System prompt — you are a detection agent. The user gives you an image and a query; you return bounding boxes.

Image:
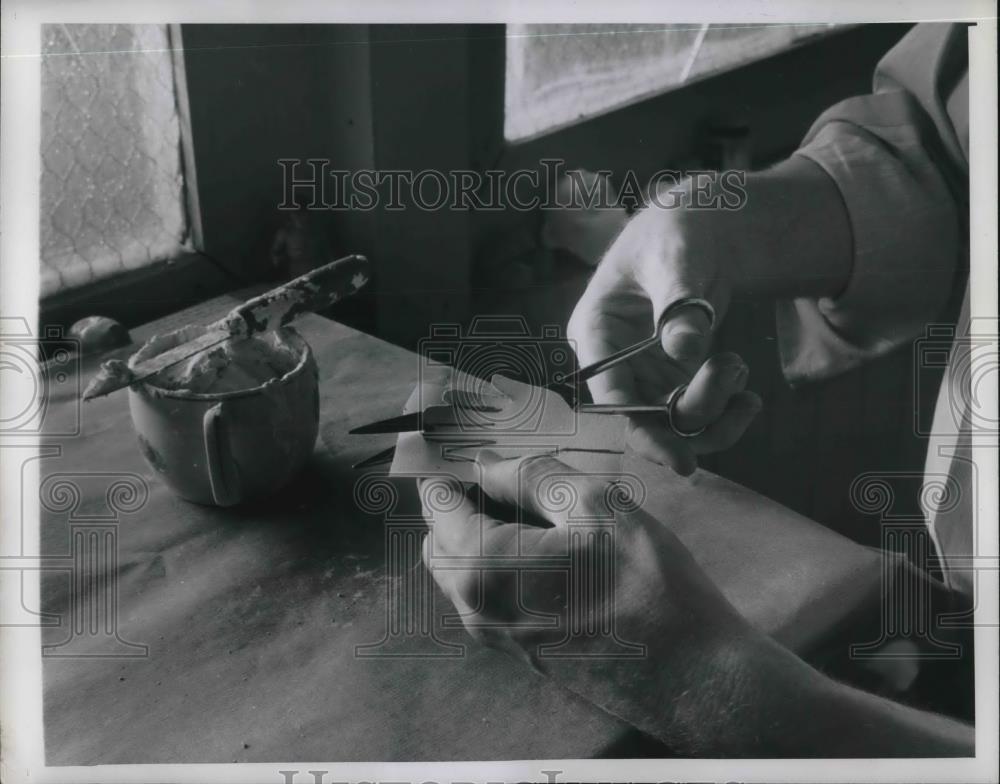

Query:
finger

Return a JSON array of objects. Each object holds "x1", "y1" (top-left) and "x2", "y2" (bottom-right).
[
  {"x1": 567, "y1": 266, "x2": 649, "y2": 405},
  {"x1": 690, "y1": 390, "x2": 763, "y2": 454},
  {"x1": 568, "y1": 303, "x2": 640, "y2": 405},
  {"x1": 420, "y1": 536, "x2": 482, "y2": 629},
  {"x1": 625, "y1": 415, "x2": 697, "y2": 477},
  {"x1": 476, "y1": 449, "x2": 606, "y2": 527},
  {"x1": 418, "y1": 477, "x2": 502, "y2": 556},
  {"x1": 671, "y1": 352, "x2": 748, "y2": 433},
  {"x1": 623, "y1": 388, "x2": 761, "y2": 471},
  {"x1": 580, "y1": 330, "x2": 638, "y2": 405}
]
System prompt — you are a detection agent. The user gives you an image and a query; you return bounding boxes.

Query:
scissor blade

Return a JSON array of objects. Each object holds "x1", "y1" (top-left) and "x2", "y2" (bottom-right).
[
  {"x1": 352, "y1": 445, "x2": 397, "y2": 469},
  {"x1": 558, "y1": 331, "x2": 693, "y2": 392},
  {"x1": 578, "y1": 403, "x2": 671, "y2": 414},
  {"x1": 350, "y1": 403, "x2": 503, "y2": 435},
  {"x1": 349, "y1": 412, "x2": 423, "y2": 435}
]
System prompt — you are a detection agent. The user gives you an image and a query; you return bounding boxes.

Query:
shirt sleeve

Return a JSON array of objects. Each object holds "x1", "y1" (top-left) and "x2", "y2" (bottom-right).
[{"x1": 777, "y1": 25, "x2": 966, "y2": 383}]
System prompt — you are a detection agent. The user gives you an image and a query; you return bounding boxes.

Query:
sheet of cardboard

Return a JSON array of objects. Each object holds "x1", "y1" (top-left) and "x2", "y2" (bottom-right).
[{"x1": 390, "y1": 371, "x2": 627, "y2": 481}]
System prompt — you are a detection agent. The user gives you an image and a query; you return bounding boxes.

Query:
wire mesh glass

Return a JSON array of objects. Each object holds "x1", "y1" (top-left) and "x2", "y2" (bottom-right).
[
  {"x1": 40, "y1": 23, "x2": 191, "y2": 298},
  {"x1": 505, "y1": 23, "x2": 839, "y2": 141}
]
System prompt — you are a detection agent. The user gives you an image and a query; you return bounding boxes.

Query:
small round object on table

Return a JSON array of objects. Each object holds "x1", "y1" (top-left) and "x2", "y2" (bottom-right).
[{"x1": 69, "y1": 316, "x2": 131, "y2": 355}]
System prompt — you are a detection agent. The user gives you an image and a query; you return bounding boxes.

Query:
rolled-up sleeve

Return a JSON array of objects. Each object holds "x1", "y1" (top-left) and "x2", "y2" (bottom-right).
[{"x1": 777, "y1": 29, "x2": 966, "y2": 383}]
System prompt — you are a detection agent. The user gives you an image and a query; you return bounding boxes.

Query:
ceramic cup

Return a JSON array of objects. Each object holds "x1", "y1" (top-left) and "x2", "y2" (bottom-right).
[{"x1": 127, "y1": 324, "x2": 319, "y2": 506}]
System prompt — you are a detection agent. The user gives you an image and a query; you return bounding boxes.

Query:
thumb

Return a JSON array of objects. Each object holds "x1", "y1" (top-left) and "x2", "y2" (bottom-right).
[{"x1": 657, "y1": 301, "x2": 714, "y2": 366}]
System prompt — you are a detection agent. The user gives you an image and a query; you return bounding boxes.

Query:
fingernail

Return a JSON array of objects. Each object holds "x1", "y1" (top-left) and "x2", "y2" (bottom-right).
[{"x1": 727, "y1": 363, "x2": 748, "y2": 384}]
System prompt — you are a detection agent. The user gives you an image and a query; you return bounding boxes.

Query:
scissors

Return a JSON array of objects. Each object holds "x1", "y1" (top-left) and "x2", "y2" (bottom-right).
[{"x1": 350, "y1": 298, "x2": 714, "y2": 469}]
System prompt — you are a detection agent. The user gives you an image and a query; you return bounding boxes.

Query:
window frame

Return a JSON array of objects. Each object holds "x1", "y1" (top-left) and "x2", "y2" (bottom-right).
[
  {"x1": 496, "y1": 23, "x2": 913, "y2": 190},
  {"x1": 501, "y1": 23, "x2": 854, "y2": 145}
]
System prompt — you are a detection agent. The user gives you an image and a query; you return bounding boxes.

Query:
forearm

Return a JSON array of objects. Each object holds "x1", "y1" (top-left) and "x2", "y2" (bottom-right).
[
  {"x1": 690, "y1": 155, "x2": 854, "y2": 302},
  {"x1": 547, "y1": 629, "x2": 973, "y2": 757},
  {"x1": 794, "y1": 663, "x2": 975, "y2": 757},
  {"x1": 663, "y1": 634, "x2": 975, "y2": 757}
]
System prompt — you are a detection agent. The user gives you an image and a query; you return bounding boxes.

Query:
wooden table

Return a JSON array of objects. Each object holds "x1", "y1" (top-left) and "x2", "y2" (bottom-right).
[
  {"x1": 39, "y1": 293, "x2": 903, "y2": 764},
  {"x1": 39, "y1": 295, "x2": 645, "y2": 764}
]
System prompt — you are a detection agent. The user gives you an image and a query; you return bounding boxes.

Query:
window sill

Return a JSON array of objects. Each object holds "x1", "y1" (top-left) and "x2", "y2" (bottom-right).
[{"x1": 39, "y1": 252, "x2": 238, "y2": 332}]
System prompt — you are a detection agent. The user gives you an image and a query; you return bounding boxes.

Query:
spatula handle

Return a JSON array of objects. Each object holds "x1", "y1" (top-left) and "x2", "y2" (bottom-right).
[{"x1": 226, "y1": 254, "x2": 370, "y2": 336}]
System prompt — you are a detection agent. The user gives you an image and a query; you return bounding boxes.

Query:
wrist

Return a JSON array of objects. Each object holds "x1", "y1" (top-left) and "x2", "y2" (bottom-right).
[
  {"x1": 724, "y1": 158, "x2": 853, "y2": 302},
  {"x1": 709, "y1": 632, "x2": 975, "y2": 757}
]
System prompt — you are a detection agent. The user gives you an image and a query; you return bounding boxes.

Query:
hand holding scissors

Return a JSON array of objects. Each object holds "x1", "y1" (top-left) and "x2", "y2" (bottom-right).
[
  {"x1": 352, "y1": 298, "x2": 759, "y2": 475},
  {"x1": 568, "y1": 290, "x2": 762, "y2": 475}
]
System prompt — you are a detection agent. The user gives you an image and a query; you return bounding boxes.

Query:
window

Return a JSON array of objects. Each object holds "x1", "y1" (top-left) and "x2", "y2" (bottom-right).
[
  {"x1": 504, "y1": 23, "x2": 840, "y2": 141},
  {"x1": 40, "y1": 24, "x2": 191, "y2": 297}
]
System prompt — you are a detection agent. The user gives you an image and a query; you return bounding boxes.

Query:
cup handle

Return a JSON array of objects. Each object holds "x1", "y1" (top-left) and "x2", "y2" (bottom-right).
[{"x1": 203, "y1": 402, "x2": 240, "y2": 506}]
